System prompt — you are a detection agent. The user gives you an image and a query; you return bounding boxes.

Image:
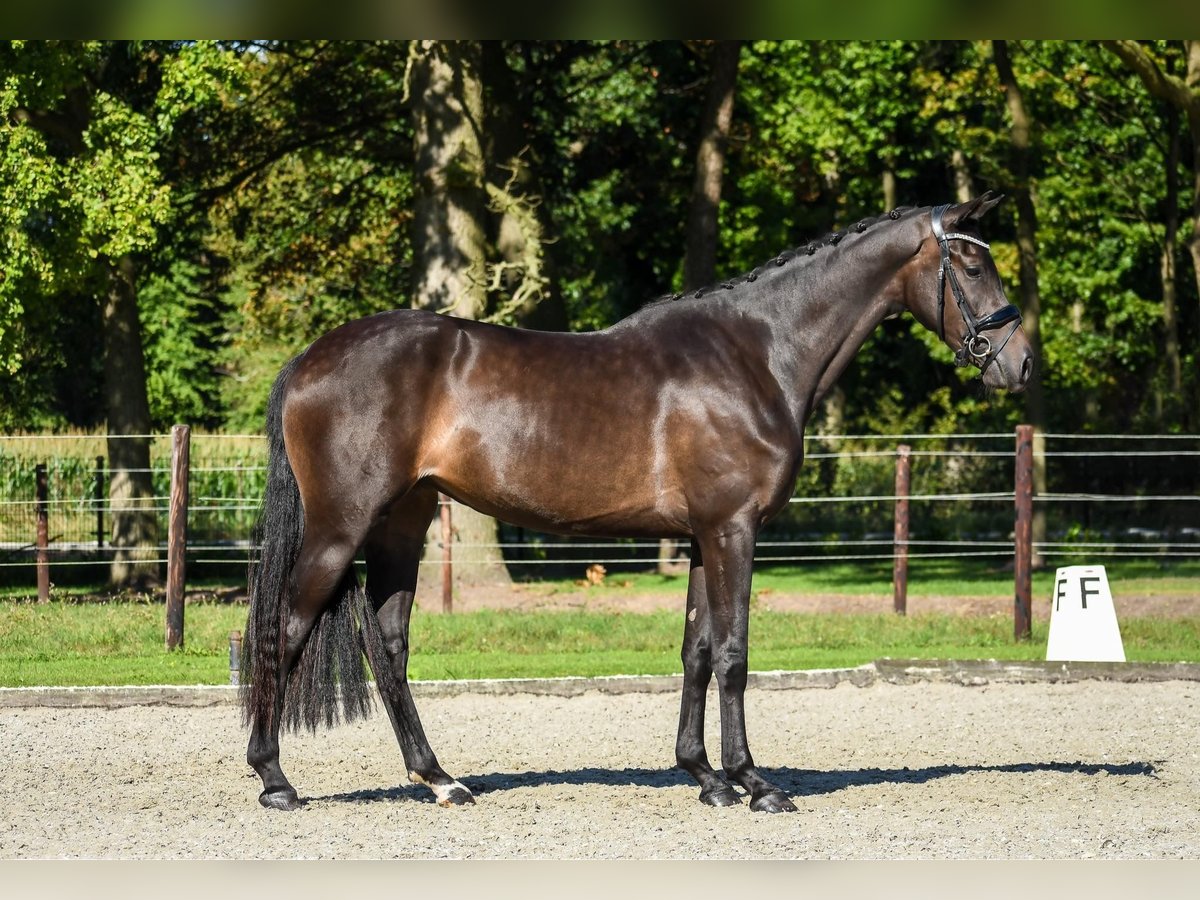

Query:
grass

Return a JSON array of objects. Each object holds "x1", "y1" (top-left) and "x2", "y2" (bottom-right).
[
  {"x1": 1, "y1": 558, "x2": 1196, "y2": 686},
  {"x1": 540, "y1": 558, "x2": 1200, "y2": 600},
  {"x1": 1, "y1": 596, "x2": 1197, "y2": 687},
  {"x1": 7, "y1": 557, "x2": 1197, "y2": 607}
]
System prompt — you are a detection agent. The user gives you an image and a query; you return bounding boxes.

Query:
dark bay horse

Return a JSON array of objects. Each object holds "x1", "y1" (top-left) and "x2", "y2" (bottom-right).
[{"x1": 242, "y1": 193, "x2": 1033, "y2": 813}]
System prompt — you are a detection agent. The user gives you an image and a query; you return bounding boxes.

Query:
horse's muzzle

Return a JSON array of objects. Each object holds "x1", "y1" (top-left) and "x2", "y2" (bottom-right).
[{"x1": 987, "y1": 344, "x2": 1034, "y2": 394}]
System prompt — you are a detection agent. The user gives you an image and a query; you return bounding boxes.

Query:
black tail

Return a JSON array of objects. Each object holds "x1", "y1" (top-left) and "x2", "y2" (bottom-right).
[{"x1": 241, "y1": 355, "x2": 374, "y2": 733}]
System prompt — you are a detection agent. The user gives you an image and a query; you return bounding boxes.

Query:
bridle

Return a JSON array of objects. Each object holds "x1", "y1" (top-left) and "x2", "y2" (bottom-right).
[{"x1": 931, "y1": 204, "x2": 1022, "y2": 376}]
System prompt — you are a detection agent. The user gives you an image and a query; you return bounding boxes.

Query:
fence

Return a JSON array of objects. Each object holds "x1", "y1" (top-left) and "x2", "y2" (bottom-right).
[{"x1": 2, "y1": 426, "x2": 1198, "y2": 645}]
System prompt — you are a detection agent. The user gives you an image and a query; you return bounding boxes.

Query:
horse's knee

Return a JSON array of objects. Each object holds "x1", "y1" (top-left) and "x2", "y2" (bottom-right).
[
  {"x1": 712, "y1": 644, "x2": 748, "y2": 691},
  {"x1": 680, "y1": 638, "x2": 711, "y2": 673}
]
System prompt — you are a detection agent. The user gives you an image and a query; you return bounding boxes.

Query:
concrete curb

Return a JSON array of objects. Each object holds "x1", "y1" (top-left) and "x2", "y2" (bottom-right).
[
  {"x1": 872, "y1": 658, "x2": 1200, "y2": 686},
  {"x1": 2, "y1": 659, "x2": 1197, "y2": 709}
]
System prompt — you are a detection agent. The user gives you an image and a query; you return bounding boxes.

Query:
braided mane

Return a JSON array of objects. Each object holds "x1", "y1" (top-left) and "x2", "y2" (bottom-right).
[{"x1": 648, "y1": 206, "x2": 920, "y2": 307}]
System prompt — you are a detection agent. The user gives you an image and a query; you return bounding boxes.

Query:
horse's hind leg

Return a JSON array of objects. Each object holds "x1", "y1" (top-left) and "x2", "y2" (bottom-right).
[
  {"x1": 363, "y1": 485, "x2": 474, "y2": 807},
  {"x1": 675, "y1": 540, "x2": 740, "y2": 806},
  {"x1": 247, "y1": 528, "x2": 361, "y2": 810}
]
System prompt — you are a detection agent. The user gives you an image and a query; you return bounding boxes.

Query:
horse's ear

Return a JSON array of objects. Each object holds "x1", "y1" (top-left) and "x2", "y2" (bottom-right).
[
  {"x1": 968, "y1": 191, "x2": 1004, "y2": 220},
  {"x1": 948, "y1": 191, "x2": 1005, "y2": 225}
]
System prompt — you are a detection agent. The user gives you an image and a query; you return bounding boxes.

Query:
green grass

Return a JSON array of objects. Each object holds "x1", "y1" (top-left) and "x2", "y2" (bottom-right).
[
  {"x1": 8, "y1": 557, "x2": 1197, "y2": 603},
  {"x1": 2, "y1": 599, "x2": 1198, "y2": 687},
  {"x1": 572, "y1": 558, "x2": 1200, "y2": 600}
]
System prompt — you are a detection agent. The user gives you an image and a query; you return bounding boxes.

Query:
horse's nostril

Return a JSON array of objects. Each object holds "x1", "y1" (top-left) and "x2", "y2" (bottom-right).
[{"x1": 1020, "y1": 353, "x2": 1034, "y2": 383}]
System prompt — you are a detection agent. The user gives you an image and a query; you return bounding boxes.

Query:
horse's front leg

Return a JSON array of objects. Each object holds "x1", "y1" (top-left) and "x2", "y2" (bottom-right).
[
  {"x1": 695, "y1": 519, "x2": 797, "y2": 813},
  {"x1": 675, "y1": 540, "x2": 740, "y2": 806}
]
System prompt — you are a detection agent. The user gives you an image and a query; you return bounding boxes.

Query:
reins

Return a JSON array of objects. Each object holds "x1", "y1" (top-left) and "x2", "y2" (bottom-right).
[{"x1": 930, "y1": 204, "x2": 1022, "y2": 376}]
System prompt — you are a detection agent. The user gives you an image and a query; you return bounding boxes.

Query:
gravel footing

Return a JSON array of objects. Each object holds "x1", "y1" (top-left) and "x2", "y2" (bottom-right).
[{"x1": 3, "y1": 661, "x2": 1198, "y2": 859}]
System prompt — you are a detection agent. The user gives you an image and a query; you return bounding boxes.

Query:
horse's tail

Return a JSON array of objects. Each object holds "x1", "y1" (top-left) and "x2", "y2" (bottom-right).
[{"x1": 240, "y1": 355, "x2": 375, "y2": 734}]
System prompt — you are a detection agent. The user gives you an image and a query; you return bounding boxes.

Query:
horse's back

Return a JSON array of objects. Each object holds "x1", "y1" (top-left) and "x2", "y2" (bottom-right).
[
  {"x1": 279, "y1": 306, "x2": 797, "y2": 537},
  {"x1": 276, "y1": 311, "x2": 652, "y2": 523}
]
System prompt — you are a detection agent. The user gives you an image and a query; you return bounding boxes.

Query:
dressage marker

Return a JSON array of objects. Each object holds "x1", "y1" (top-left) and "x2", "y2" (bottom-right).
[
  {"x1": 241, "y1": 194, "x2": 1034, "y2": 813},
  {"x1": 1046, "y1": 565, "x2": 1126, "y2": 662}
]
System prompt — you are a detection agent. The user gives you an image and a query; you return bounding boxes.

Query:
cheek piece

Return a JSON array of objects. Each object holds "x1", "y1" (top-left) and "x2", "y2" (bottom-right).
[{"x1": 931, "y1": 204, "x2": 1022, "y2": 377}]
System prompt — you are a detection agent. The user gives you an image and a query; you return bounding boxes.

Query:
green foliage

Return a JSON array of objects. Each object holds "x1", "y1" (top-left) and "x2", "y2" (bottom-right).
[
  {"x1": 139, "y1": 257, "x2": 224, "y2": 429},
  {"x1": 520, "y1": 42, "x2": 697, "y2": 330},
  {"x1": 1, "y1": 40, "x2": 1197, "y2": 439},
  {"x1": 188, "y1": 42, "x2": 415, "y2": 425},
  {"x1": 1013, "y1": 40, "x2": 1189, "y2": 430},
  {"x1": 0, "y1": 42, "x2": 173, "y2": 377}
]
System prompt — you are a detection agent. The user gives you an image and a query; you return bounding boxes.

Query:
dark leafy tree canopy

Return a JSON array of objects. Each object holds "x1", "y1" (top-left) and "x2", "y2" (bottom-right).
[{"x1": 1, "y1": 40, "x2": 1196, "y2": 436}]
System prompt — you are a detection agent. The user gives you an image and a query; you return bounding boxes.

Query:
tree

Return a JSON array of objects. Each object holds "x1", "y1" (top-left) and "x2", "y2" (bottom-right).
[
  {"x1": 682, "y1": 41, "x2": 742, "y2": 294},
  {"x1": 409, "y1": 40, "x2": 510, "y2": 586},
  {"x1": 2, "y1": 40, "x2": 172, "y2": 586},
  {"x1": 993, "y1": 40, "x2": 1047, "y2": 565},
  {"x1": 183, "y1": 41, "x2": 415, "y2": 429},
  {"x1": 992, "y1": 42, "x2": 1046, "y2": 427},
  {"x1": 660, "y1": 40, "x2": 742, "y2": 573},
  {"x1": 1104, "y1": 40, "x2": 1200, "y2": 426},
  {"x1": 479, "y1": 42, "x2": 565, "y2": 330}
]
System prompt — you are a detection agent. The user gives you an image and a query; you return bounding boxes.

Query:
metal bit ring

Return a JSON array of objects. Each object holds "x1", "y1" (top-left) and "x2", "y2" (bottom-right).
[{"x1": 967, "y1": 334, "x2": 992, "y2": 360}]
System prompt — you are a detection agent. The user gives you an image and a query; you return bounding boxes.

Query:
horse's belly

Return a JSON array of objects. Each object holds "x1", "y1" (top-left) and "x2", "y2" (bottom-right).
[{"x1": 431, "y1": 436, "x2": 689, "y2": 538}]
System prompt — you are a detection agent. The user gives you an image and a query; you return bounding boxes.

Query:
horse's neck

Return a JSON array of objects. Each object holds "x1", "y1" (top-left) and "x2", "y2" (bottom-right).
[
  {"x1": 807, "y1": 291, "x2": 892, "y2": 408},
  {"x1": 753, "y1": 242, "x2": 908, "y2": 432}
]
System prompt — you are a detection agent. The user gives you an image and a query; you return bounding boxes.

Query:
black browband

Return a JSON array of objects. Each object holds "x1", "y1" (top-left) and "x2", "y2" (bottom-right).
[{"x1": 930, "y1": 204, "x2": 1022, "y2": 376}]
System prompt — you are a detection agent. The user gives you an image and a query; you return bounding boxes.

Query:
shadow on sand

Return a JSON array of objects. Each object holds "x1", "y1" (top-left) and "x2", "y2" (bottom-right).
[{"x1": 307, "y1": 759, "x2": 1158, "y2": 806}]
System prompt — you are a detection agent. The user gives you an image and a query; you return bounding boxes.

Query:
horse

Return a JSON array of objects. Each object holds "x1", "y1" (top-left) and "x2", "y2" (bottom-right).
[{"x1": 242, "y1": 193, "x2": 1033, "y2": 814}]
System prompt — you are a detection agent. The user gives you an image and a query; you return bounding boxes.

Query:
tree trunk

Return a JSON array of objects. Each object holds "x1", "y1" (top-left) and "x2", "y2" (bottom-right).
[
  {"x1": 1160, "y1": 104, "x2": 1183, "y2": 423},
  {"x1": 881, "y1": 167, "x2": 897, "y2": 212},
  {"x1": 411, "y1": 41, "x2": 489, "y2": 319},
  {"x1": 480, "y1": 42, "x2": 567, "y2": 331},
  {"x1": 1187, "y1": 53, "x2": 1200, "y2": 429},
  {"x1": 659, "y1": 40, "x2": 741, "y2": 574},
  {"x1": 103, "y1": 254, "x2": 159, "y2": 588},
  {"x1": 410, "y1": 40, "x2": 510, "y2": 588},
  {"x1": 681, "y1": 41, "x2": 741, "y2": 292},
  {"x1": 950, "y1": 148, "x2": 975, "y2": 204},
  {"x1": 993, "y1": 40, "x2": 1046, "y2": 567}
]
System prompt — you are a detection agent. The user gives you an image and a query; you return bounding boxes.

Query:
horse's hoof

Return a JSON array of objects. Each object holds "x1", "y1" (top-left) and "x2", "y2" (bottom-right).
[
  {"x1": 259, "y1": 788, "x2": 302, "y2": 811},
  {"x1": 410, "y1": 771, "x2": 476, "y2": 807},
  {"x1": 750, "y1": 790, "x2": 797, "y2": 813},
  {"x1": 699, "y1": 784, "x2": 742, "y2": 807},
  {"x1": 437, "y1": 785, "x2": 476, "y2": 808}
]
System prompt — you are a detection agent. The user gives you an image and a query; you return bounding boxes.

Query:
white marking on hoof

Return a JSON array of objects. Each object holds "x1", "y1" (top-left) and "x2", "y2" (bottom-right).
[
  {"x1": 688, "y1": 608, "x2": 697, "y2": 622},
  {"x1": 409, "y1": 771, "x2": 472, "y2": 807}
]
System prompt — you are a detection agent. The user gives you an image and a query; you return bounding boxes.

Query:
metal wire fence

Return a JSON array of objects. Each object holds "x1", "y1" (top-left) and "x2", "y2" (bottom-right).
[{"x1": 2, "y1": 429, "x2": 1198, "y2": 588}]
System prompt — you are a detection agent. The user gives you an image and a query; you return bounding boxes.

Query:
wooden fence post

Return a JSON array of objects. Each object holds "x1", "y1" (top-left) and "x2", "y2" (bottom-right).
[
  {"x1": 36, "y1": 463, "x2": 49, "y2": 603},
  {"x1": 892, "y1": 444, "x2": 911, "y2": 615},
  {"x1": 1014, "y1": 423, "x2": 1034, "y2": 641},
  {"x1": 166, "y1": 425, "x2": 190, "y2": 650},
  {"x1": 440, "y1": 493, "x2": 453, "y2": 614}
]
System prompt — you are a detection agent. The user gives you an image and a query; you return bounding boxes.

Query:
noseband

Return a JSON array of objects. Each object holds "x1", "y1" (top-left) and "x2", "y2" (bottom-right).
[{"x1": 931, "y1": 204, "x2": 1022, "y2": 376}]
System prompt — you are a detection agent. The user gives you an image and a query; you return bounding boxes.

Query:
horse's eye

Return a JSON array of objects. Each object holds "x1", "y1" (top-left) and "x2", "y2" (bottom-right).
[{"x1": 965, "y1": 266, "x2": 983, "y2": 279}]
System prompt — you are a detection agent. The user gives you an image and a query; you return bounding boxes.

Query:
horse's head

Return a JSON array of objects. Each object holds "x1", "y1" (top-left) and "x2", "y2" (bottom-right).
[{"x1": 900, "y1": 192, "x2": 1034, "y2": 393}]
